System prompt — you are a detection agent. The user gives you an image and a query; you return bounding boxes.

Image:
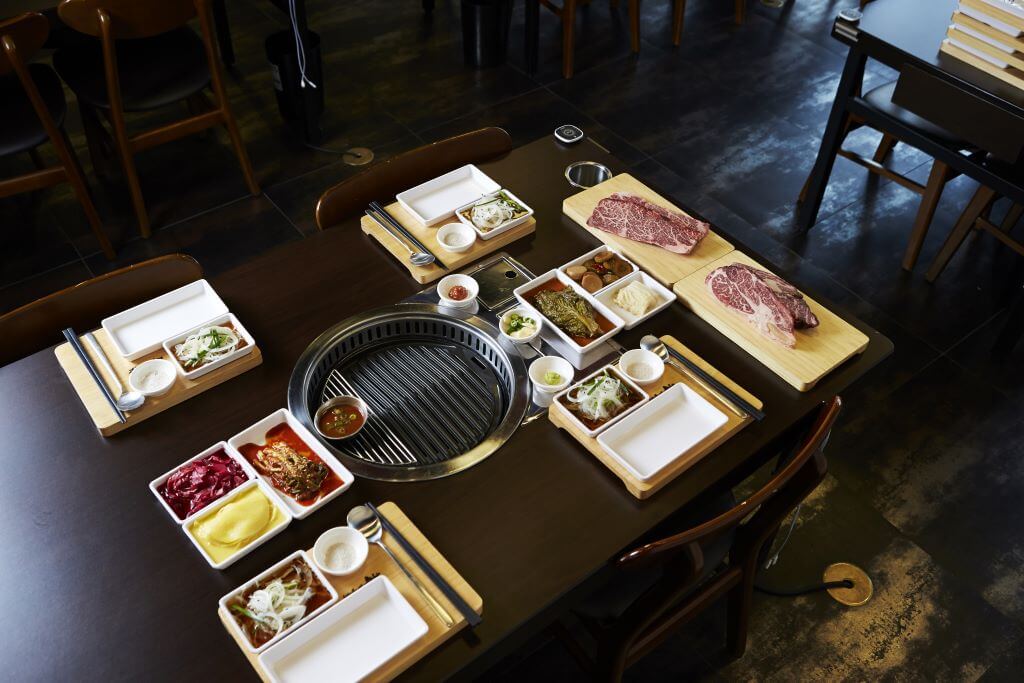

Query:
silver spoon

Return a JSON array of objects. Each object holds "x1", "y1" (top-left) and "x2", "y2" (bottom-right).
[
  {"x1": 364, "y1": 211, "x2": 435, "y2": 266},
  {"x1": 84, "y1": 332, "x2": 145, "y2": 411},
  {"x1": 640, "y1": 335, "x2": 745, "y2": 419},
  {"x1": 347, "y1": 505, "x2": 454, "y2": 627}
]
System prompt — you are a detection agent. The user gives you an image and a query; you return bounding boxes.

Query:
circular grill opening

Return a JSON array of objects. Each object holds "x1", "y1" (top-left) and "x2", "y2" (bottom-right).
[{"x1": 288, "y1": 304, "x2": 529, "y2": 481}]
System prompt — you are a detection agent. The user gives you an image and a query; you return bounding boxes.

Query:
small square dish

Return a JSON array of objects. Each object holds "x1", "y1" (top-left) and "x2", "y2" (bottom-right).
[
  {"x1": 597, "y1": 383, "x2": 729, "y2": 482},
  {"x1": 220, "y1": 550, "x2": 339, "y2": 654},
  {"x1": 162, "y1": 312, "x2": 255, "y2": 380},
  {"x1": 257, "y1": 575, "x2": 429, "y2": 683},
  {"x1": 396, "y1": 164, "x2": 501, "y2": 226},
  {"x1": 228, "y1": 409, "x2": 354, "y2": 519},
  {"x1": 594, "y1": 271, "x2": 675, "y2": 330},
  {"x1": 455, "y1": 189, "x2": 534, "y2": 241},
  {"x1": 149, "y1": 441, "x2": 254, "y2": 524},
  {"x1": 183, "y1": 479, "x2": 291, "y2": 570},
  {"x1": 552, "y1": 364, "x2": 649, "y2": 438},
  {"x1": 558, "y1": 246, "x2": 637, "y2": 296}
]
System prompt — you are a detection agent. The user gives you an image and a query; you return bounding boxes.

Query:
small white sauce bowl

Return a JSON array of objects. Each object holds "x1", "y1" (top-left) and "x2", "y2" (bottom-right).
[
  {"x1": 435, "y1": 222, "x2": 475, "y2": 253},
  {"x1": 529, "y1": 355, "x2": 574, "y2": 394},
  {"x1": 618, "y1": 349, "x2": 665, "y2": 386},
  {"x1": 437, "y1": 274, "x2": 479, "y2": 309},
  {"x1": 313, "y1": 526, "x2": 369, "y2": 577},
  {"x1": 128, "y1": 358, "x2": 176, "y2": 397},
  {"x1": 499, "y1": 306, "x2": 543, "y2": 344}
]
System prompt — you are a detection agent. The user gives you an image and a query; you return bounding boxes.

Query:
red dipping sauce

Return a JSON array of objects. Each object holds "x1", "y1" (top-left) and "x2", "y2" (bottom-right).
[
  {"x1": 448, "y1": 285, "x2": 469, "y2": 301},
  {"x1": 158, "y1": 449, "x2": 248, "y2": 520}
]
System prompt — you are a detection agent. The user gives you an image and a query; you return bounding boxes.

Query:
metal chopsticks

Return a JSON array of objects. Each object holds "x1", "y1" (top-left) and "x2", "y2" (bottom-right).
[
  {"x1": 62, "y1": 328, "x2": 127, "y2": 424},
  {"x1": 367, "y1": 502, "x2": 482, "y2": 628},
  {"x1": 663, "y1": 343, "x2": 766, "y2": 421},
  {"x1": 367, "y1": 201, "x2": 447, "y2": 271}
]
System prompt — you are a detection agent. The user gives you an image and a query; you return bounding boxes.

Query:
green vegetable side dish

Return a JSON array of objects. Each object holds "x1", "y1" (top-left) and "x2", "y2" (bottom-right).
[
  {"x1": 532, "y1": 289, "x2": 601, "y2": 340},
  {"x1": 503, "y1": 312, "x2": 538, "y2": 340},
  {"x1": 543, "y1": 371, "x2": 563, "y2": 385}
]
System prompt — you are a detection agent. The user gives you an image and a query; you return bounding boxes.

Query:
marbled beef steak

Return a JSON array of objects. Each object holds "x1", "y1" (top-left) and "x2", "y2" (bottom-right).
[
  {"x1": 704, "y1": 263, "x2": 819, "y2": 347},
  {"x1": 586, "y1": 193, "x2": 709, "y2": 254}
]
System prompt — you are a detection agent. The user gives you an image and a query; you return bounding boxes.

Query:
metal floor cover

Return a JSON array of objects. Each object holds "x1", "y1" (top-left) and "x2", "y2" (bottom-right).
[{"x1": 288, "y1": 304, "x2": 530, "y2": 481}]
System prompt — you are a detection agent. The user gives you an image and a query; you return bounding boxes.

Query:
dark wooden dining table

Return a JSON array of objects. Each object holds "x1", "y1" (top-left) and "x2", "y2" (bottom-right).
[{"x1": 0, "y1": 136, "x2": 892, "y2": 681}]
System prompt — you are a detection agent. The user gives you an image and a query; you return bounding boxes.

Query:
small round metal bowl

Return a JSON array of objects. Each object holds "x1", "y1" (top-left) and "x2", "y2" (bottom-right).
[
  {"x1": 565, "y1": 161, "x2": 613, "y2": 189},
  {"x1": 314, "y1": 395, "x2": 368, "y2": 440}
]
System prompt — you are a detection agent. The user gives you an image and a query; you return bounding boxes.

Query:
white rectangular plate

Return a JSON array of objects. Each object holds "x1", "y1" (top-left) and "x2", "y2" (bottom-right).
[
  {"x1": 101, "y1": 279, "x2": 228, "y2": 360},
  {"x1": 594, "y1": 271, "x2": 675, "y2": 330},
  {"x1": 148, "y1": 440, "x2": 255, "y2": 525},
  {"x1": 455, "y1": 188, "x2": 534, "y2": 241},
  {"x1": 557, "y1": 245, "x2": 638, "y2": 297},
  {"x1": 552, "y1": 364, "x2": 649, "y2": 438},
  {"x1": 228, "y1": 409, "x2": 354, "y2": 520},
  {"x1": 162, "y1": 312, "x2": 256, "y2": 380},
  {"x1": 396, "y1": 164, "x2": 501, "y2": 226},
  {"x1": 219, "y1": 550, "x2": 339, "y2": 654},
  {"x1": 598, "y1": 383, "x2": 729, "y2": 482},
  {"x1": 259, "y1": 575, "x2": 429, "y2": 683}
]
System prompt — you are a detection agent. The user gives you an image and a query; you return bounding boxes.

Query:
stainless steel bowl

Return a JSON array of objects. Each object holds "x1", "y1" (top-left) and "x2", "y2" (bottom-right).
[
  {"x1": 314, "y1": 395, "x2": 369, "y2": 440},
  {"x1": 565, "y1": 161, "x2": 613, "y2": 189}
]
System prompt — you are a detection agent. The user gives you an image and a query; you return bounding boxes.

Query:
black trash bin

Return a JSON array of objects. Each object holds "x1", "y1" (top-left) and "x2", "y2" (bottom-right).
[
  {"x1": 265, "y1": 29, "x2": 324, "y2": 140},
  {"x1": 461, "y1": 0, "x2": 512, "y2": 67}
]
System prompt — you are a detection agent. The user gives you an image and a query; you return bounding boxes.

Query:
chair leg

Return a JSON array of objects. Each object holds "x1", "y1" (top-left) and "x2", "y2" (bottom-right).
[
  {"x1": 29, "y1": 147, "x2": 45, "y2": 169},
  {"x1": 872, "y1": 133, "x2": 898, "y2": 164},
  {"x1": 901, "y1": 160, "x2": 950, "y2": 271},
  {"x1": 562, "y1": 0, "x2": 577, "y2": 79},
  {"x1": 79, "y1": 104, "x2": 117, "y2": 180},
  {"x1": 926, "y1": 185, "x2": 997, "y2": 282},
  {"x1": 54, "y1": 128, "x2": 116, "y2": 259},
  {"x1": 671, "y1": 0, "x2": 686, "y2": 46},
  {"x1": 628, "y1": 0, "x2": 640, "y2": 53},
  {"x1": 799, "y1": 113, "x2": 854, "y2": 203},
  {"x1": 219, "y1": 105, "x2": 260, "y2": 196},
  {"x1": 106, "y1": 109, "x2": 152, "y2": 238},
  {"x1": 726, "y1": 580, "x2": 752, "y2": 658},
  {"x1": 1001, "y1": 203, "x2": 1024, "y2": 233},
  {"x1": 734, "y1": 0, "x2": 746, "y2": 25},
  {"x1": 994, "y1": 283, "x2": 1024, "y2": 354}
]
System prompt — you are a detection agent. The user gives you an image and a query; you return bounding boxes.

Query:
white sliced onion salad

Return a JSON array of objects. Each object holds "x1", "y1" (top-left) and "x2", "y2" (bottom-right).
[
  {"x1": 235, "y1": 578, "x2": 312, "y2": 638},
  {"x1": 174, "y1": 324, "x2": 241, "y2": 369},
  {"x1": 566, "y1": 373, "x2": 628, "y2": 422}
]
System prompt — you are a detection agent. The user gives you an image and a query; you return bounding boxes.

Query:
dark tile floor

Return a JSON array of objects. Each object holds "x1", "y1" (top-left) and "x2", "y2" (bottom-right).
[{"x1": 3, "y1": 0, "x2": 1023, "y2": 679}]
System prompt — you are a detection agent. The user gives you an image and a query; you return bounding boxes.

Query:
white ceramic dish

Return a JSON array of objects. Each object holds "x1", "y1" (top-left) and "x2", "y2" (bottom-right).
[
  {"x1": 528, "y1": 355, "x2": 574, "y2": 394},
  {"x1": 436, "y1": 274, "x2": 479, "y2": 309},
  {"x1": 227, "y1": 408, "x2": 354, "y2": 520},
  {"x1": 396, "y1": 164, "x2": 501, "y2": 226},
  {"x1": 552, "y1": 364, "x2": 649, "y2": 438},
  {"x1": 618, "y1": 349, "x2": 665, "y2": 386},
  {"x1": 101, "y1": 279, "x2": 228, "y2": 360},
  {"x1": 161, "y1": 312, "x2": 255, "y2": 380},
  {"x1": 148, "y1": 441, "x2": 255, "y2": 525},
  {"x1": 595, "y1": 271, "x2": 676, "y2": 331},
  {"x1": 455, "y1": 188, "x2": 534, "y2": 241},
  {"x1": 499, "y1": 306, "x2": 543, "y2": 344},
  {"x1": 597, "y1": 383, "x2": 729, "y2": 482},
  {"x1": 435, "y1": 222, "x2": 476, "y2": 253},
  {"x1": 312, "y1": 526, "x2": 369, "y2": 577},
  {"x1": 128, "y1": 358, "x2": 176, "y2": 397},
  {"x1": 183, "y1": 479, "x2": 292, "y2": 570},
  {"x1": 258, "y1": 575, "x2": 429, "y2": 683},
  {"x1": 513, "y1": 269, "x2": 625, "y2": 368},
  {"x1": 219, "y1": 550, "x2": 340, "y2": 655},
  {"x1": 558, "y1": 246, "x2": 638, "y2": 296}
]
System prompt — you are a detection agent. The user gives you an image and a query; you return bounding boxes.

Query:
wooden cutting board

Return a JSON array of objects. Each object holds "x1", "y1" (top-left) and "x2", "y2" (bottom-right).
[
  {"x1": 548, "y1": 335, "x2": 760, "y2": 499},
  {"x1": 220, "y1": 502, "x2": 483, "y2": 682},
  {"x1": 361, "y1": 202, "x2": 536, "y2": 284},
  {"x1": 672, "y1": 251, "x2": 869, "y2": 392},
  {"x1": 561, "y1": 173, "x2": 734, "y2": 286},
  {"x1": 55, "y1": 328, "x2": 262, "y2": 436}
]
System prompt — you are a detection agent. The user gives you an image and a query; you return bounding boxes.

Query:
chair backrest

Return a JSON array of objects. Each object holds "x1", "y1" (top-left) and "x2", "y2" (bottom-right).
[
  {"x1": 0, "y1": 254, "x2": 203, "y2": 367},
  {"x1": 617, "y1": 396, "x2": 841, "y2": 570},
  {"x1": 57, "y1": 0, "x2": 197, "y2": 39},
  {"x1": 0, "y1": 13, "x2": 48, "y2": 76},
  {"x1": 314, "y1": 127, "x2": 514, "y2": 230}
]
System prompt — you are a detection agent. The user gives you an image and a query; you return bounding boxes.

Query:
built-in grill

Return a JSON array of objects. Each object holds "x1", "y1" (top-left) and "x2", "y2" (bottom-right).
[{"x1": 288, "y1": 303, "x2": 529, "y2": 481}]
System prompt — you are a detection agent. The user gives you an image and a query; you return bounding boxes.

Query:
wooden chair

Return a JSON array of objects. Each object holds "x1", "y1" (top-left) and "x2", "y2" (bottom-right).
[
  {"x1": 626, "y1": 0, "x2": 748, "y2": 53},
  {"x1": 0, "y1": 253, "x2": 202, "y2": 366},
  {"x1": 559, "y1": 396, "x2": 842, "y2": 680},
  {"x1": 314, "y1": 127, "x2": 513, "y2": 230},
  {"x1": 0, "y1": 12, "x2": 115, "y2": 259},
  {"x1": 53, "y1": 0, "x2": 259, "y2": 239}
]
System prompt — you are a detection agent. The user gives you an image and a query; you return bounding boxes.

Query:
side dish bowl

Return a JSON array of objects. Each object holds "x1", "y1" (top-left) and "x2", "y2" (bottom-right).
[
  {"x1": 499, "y1": 306, "x2": 543, "y2": 344},
  {"x1": 455, "y1": 188, "x2": 533, "y2": 241},
  {"x1": 558, "y1": 246, "x2": 637, "y2": 297},
  {"x1": 435, "y1": 222, "x2": 476, "y2": 253},
  {"x1": 314, "y1": 395, "x2": 369, "y2": 440},
  {"x1": 128, "y1": 358, "x2": 176, "y2": 397},
  {"x1": 148, "y1": 441, "x2": 255, "y2": 524},
  {"x1": 552, "y1": 364, "x2": 649, "y2": 438},
  {"x1": 162, "y1": 312, "x2": 255, "y2": 380},
  {"x1": 618, "y1": 349, "x2": 665, "y2": 386},
  {"x1": 436, "y1": 274, "x2": 479, "y2": 308},
  {"x1": 312, "y1": 526, "x2": 369, "y2": 577},
  {"x1": 528, "y1": 355, "x2": 574, "y2": 394}
]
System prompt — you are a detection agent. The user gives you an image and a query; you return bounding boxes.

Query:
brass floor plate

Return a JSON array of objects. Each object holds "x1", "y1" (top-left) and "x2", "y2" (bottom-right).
[
  {"x1": 343, "y1": 147, "x2": 374, "y2": 166},
  {"x1": 824, "y1": 562, "x2": 873, "y2": 606}
]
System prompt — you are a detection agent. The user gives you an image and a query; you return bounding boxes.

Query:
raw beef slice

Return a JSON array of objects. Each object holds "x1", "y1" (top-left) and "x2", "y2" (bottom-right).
[
  {"x1": 704, "y1": 264, "x2": 819, "y2": 347},
  {"x1": 587, "y1": 193, "x2": 709, "y2": 254}
]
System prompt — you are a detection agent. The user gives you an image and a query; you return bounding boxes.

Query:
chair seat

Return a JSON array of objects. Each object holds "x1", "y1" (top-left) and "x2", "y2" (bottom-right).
[
  {"x1": 53, "y1": 28, "x2": 210, "y2": 112},
  {"x1": 0, "y1": 64, "x2": 66, "y2": 157},
  {"x1": 573, "y1": 489, "x2": 736, "y2": 623},
  {"x1": 864, "y1": 82, "x2": 964, "y2": 145}
]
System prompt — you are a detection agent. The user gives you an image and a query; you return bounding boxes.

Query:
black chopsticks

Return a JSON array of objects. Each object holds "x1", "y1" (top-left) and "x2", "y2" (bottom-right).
[
  {"x1": 661, "y1": 342, "x2": 766, "y2": 421},
  {"x1": 367, "y1": 501, "x2": 481, "y2": 628},
  {"x1": 63, "y1": 328, "x2": 127, "y2": 424},
  {"x1": 367, "y1": 201, "x2": 447, "y2": 271}
]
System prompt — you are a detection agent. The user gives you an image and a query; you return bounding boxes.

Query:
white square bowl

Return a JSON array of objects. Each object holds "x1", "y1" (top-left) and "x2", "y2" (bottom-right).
[
  {"x1": 258, "y1": 575, "x2": 429, "y2": 683},
  {"x1": 557, "y1": 246, "x2": 638, "y2": 296},
  {"x1": 593, "y1": 271, "x2": 676, "y2": 330},
  {"x1": 597, "y1": 383, "x2": 729, "y2": 482},
  {"x1": 551, "y1": 364, "x2": 649, "y2": 438},
  {"x1": 395, "y1": 164, "x2": 501, "y2": 226},
  {"x1": 162, "y1": 312, "x2": 255, "y2": 380},
  {"x1": 227, "y1": 408, "x2": 354, "y2": 520},
  {"x1": 148, "y1": 441, "x2": 256, "y2": 525},
  {"x1": 183, "y1": 479, "x2": 292, "y2": 570},
  {"x1": 454, "y1": 188, "x2": 534, "y2": 241},
  {"x1": 219, "y1": 549, "x2": 340, "y2": 654}
]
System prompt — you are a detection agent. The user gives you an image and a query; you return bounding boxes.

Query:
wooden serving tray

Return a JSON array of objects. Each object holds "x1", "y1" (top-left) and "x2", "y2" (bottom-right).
[
  {"x1": 361, "y1": 201, "x2": 536, "y2": 284},
  {"x1": 672, "y1": 251, "x2": 869, "y2": 392},
  {"x1": 548, "y1": 335, "x2": 761, "y2": 499},
  {"x1": 220, "y1": 502, "x2": 483, "y2": 682},
  {"x1": 55, "y1": 328, "x2": 262, "y2": 436},
  {"x1": 561, "y1": 173, "x2": 735, "y2": 286}
]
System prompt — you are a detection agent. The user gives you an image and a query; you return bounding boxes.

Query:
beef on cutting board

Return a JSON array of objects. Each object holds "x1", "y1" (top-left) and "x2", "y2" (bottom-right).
[{"x1": 587, "y1": 193, "x2": 709, "y2": 255}]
